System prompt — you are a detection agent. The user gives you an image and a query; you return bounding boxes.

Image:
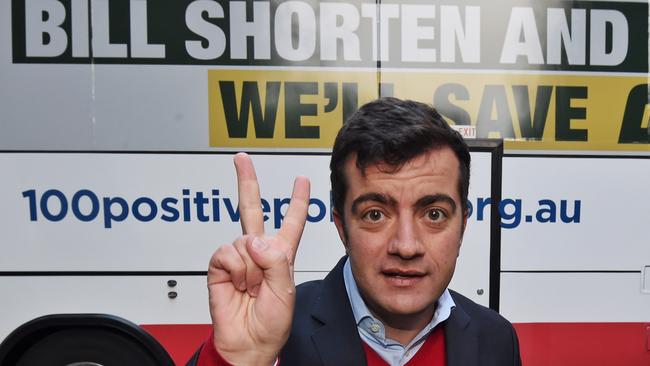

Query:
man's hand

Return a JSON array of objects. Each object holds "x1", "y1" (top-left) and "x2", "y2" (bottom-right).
[{"x1": 207, "y1": 153, "x2": 310, "y2": 365}]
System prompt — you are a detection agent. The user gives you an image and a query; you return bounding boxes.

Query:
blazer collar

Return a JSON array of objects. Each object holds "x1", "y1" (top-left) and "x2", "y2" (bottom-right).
[
  {"x1": 444, "y1": 292, "x2": 479, "y2": 366},
  {"x1": 309, "y1": 256, "x2": 367, "y2": 366}
]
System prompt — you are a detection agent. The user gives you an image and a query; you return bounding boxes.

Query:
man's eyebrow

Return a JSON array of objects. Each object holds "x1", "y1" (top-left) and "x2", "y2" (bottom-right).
[
  {"x1": 350, "y1": 193, "x2": 396, "y2": 214},
  {"x1": 415, "y1": 194, "x2": 457, "y2": 214}
]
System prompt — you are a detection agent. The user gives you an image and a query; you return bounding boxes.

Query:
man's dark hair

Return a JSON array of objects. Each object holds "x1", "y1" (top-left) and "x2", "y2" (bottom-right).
[{"x1": 330, "y1": 97, "x2": 471, "y2": 220}]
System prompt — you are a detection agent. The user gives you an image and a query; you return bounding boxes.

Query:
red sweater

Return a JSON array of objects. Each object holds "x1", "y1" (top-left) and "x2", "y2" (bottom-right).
[
  {"x1": 196, "y1": 326, "x2": 446, "y2": 366},
  {"x1": 362, "y1": 326, "x2": 446, "y2": 366}
]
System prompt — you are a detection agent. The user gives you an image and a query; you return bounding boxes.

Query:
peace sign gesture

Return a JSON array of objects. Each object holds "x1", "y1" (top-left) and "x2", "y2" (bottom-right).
[{"x1": 207, "y1": 153, "x2": 310, "y2": 365}]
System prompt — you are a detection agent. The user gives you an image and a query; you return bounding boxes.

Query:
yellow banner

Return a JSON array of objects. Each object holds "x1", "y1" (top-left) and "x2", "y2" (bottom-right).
[{"x1": 208, "y1": 70, "x2": 649, "y2": 151}]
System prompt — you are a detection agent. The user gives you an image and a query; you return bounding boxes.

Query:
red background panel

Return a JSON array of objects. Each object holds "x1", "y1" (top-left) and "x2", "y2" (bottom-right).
[
  {"x1": 142, "y1": 322, "x2": 650, "y2": 365},
  {"x1": 514, "y1": 322, "x2": 650, "y2": 366}
]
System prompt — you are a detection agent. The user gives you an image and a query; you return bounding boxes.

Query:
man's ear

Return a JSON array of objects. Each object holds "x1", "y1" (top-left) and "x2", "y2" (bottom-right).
[{"x1": 332, "y1": 209, "x2": 348, "y2": 249}]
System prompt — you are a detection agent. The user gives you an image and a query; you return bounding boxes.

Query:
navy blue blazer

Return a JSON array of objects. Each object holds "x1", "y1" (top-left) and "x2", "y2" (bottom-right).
[{"x1": 188, "y1": 256, "x2": 521, "y2": 366}]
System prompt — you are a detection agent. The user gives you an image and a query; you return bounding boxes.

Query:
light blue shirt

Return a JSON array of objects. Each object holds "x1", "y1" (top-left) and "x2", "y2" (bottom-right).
[{"x1": 343, "y1": 258, "x2": 455, "y2": 366}]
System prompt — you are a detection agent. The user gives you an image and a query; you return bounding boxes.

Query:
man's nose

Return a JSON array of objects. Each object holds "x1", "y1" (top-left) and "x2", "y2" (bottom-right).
[{"x1": 387, "y1": 215, "x2": 424, "y2": 259}]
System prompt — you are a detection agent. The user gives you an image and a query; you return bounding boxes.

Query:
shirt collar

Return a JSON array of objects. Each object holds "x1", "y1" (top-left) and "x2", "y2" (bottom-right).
[{"x1": 343, "y1": 257, "x2": 455, "y2": 347}]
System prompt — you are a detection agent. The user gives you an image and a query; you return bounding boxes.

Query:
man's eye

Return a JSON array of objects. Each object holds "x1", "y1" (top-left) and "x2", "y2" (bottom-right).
[
  {"x1": 426, "y1": 209, "x2": 447, "y2": 223},
  {"x1": 363, "y1": 210, "x2": 384, "y2": 222}
]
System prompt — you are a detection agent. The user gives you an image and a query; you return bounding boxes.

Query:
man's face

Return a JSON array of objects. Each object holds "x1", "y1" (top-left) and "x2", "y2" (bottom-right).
[{"x1": 333, "y1": 147, "x2": 467, "y2": 324}]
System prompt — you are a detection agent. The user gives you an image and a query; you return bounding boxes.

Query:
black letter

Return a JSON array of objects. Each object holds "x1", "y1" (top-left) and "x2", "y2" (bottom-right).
[
  {"x1": 342, "y1": 82, "x2": 358, "y2": 123},
  {"x1": 619, "y1": 84, "x2": 649, "y2": 144},
  {"x1": 285, "y1": 82, "x2": 319, "y2": 138},
  {"x1": 556, "y1": 86, "x2": 588, "y2": 141},
  {"x1": 219, "y1": 81, "x2": 281, "y2": 138},
  {"x1": 476, "y1": 85, "x2": 515, "y2": 138},
  {"x1": 513, "y1": 85, "x2": 552, "y2": 139},
  {"x1": 434, "y1": 83, "x2": 471, "y2": 125}
]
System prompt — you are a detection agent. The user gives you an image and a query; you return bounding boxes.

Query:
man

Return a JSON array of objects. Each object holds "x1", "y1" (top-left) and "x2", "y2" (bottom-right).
[{"x1": 189, "y1": 98, "x2": 521, "y2": 365}]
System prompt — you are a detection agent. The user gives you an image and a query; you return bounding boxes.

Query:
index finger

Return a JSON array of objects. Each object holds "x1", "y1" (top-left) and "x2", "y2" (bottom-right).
[
  {"x1": 277, "y1": 175, "x2": 310, "y2": 263},
  {"x1": 234, "y1": 153, "x2": 264, "y2": 235}
]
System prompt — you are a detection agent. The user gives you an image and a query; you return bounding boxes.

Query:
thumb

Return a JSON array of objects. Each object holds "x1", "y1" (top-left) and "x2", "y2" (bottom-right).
[{"x1": 246, "y1": 237, "x2": 294, "y2": 291}]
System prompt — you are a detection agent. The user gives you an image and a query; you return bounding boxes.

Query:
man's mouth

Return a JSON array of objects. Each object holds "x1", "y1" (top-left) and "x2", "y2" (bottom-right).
[{"x1": 382, "y1": 269, "x2": 426, "y2": 281}]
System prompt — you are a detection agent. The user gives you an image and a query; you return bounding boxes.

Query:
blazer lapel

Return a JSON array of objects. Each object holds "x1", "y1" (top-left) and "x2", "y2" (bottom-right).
[
  {"x1": 444, "y1": 299, "x2": 479, "y2": 366},
  {"x1": 309, "y1": 257, "x2": 367, "y2": 366}
]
